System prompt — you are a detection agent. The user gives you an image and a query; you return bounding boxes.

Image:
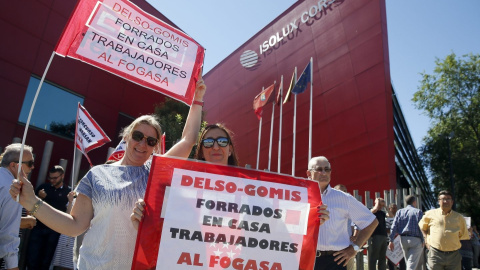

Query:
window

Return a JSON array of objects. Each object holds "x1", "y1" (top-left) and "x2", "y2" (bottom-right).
[{"x1": 18, "y1": 76, "x2": 84, "y2": 138}]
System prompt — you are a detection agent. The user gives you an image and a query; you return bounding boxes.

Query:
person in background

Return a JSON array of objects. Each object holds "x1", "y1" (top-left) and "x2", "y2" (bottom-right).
[
  {"x1": 389, "y1": 195, "x2": 424, "y2": 270},
  {"x1": 369, "y1": 197, "x2": 388, "y2": 270},
  {"x1": 51, "y1": 191, "x2": 76, "y2": 270},
  {"x1": 308, "y1": 156, "x2": 378, "y2": 270},
  {"x1": 471, "y1": 225, "x2": 480, "y2": 269},
  {"x1": 0, "y1": 143, "x2": 35, "y2": 270},
  {"x1": 386, "y1": 203, "x2": 406, "y2": 270},
  {"x1": 459, "y1": 227, "x2": 474, "y2": 270},
  {"x1": 27, "y1": 165, "x2": 71, "y2": 270},
  {"x1": 419, "y1": 190, "x2": 469, "y2": 270},
  {"x1": 10, "y1": 73, "x2": 207, "y2": 269}
]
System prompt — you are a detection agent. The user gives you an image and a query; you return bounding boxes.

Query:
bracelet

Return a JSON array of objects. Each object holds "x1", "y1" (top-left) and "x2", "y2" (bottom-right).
[
  {"x1": 29, "y1": 200, "x2": 43, "y2": 217},
  {"x1": 193, "y1": 100, "x2": 204, "y2": 107}
]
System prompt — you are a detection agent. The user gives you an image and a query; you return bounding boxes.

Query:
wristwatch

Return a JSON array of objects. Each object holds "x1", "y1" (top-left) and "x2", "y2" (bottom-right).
[{"x1": 351, "y1": 243, "x2": 360, "y2": 252}]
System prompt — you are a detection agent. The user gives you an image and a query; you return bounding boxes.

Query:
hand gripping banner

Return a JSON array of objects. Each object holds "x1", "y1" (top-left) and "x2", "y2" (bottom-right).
[
  {"x1": 55, "y1": 0, "x2": 205, "y2": 104},
  {"x1": 132, "y1": 156, "x2": 322, "y2": 270}
]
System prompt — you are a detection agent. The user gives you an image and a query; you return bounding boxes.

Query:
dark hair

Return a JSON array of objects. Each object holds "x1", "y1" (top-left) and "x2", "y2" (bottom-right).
[
  {"x1": 438, "y1": 190, "x2": 453, "y2": 199},
  {"x1": 49, "y1": 165, "x2": 65, "y2": 175},
  {"x1": 405, "y1": 195, "x2": 416, "y2": 205},
  {"x1": 194, "y1": 123, "x2": 239, "y2": 166}
]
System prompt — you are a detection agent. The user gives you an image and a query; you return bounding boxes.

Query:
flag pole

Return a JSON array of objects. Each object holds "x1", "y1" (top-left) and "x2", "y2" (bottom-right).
[
  {"x1": 291, "y1": 67, "x2": 297, "y2": 176},
  {"x1": 71, "y1": 103, "x2": 81, "y2": 189},
  {"x1": 16, "y1": 51, "x2": 56, "y2": 201},
  {"x1": 278, "y1": 75, "x2": 283, "y2": 173},
  {"x1": 268, "y1": 82, "x2": 276, "y2": 171},
  {"x1": 308, "y1": 57, "x2": 313, "y2": 161},
  {"x1": 256, "y1": 87, "x2": 264, "y2": 170}
]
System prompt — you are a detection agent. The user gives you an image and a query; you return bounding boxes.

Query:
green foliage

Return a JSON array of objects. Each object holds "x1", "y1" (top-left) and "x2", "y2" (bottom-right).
[
  {"x1": 154, "y1": 98, "x2": 207, "y2": 158},
  {"x1": 49, "y1": 121, "x2": 76, "y2": 138},
  {"x1": 413, "y1": 53, "x2": 480, "y2": 225}
]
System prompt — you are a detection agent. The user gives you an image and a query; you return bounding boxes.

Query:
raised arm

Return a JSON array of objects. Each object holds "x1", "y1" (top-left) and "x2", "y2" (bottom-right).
[
  {"x1": 10, "y1": 174, "x2": 92, "y2": 237},
  {"x1": 165, "y1": 69, "x2": 206, "y2": 158}
]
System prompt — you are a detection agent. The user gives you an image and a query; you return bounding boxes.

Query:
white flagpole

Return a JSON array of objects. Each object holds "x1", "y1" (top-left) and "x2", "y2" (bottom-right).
[
  {"x1": 71, "y1": 103, "x2": 80, "y2": 189},
  {"x1": 278, "y1": 75, "x2": 283, "y2": 173},
  {"x1": 291, "y1": 67, "x2": 297, "y2": 176},
  {"x1": 16, "y1": 51, "x2": 56, "y2": 201},
  {"x1": 256, "y1": 87, "x2": 264, "y2": 170},
  {"x1": 309, "y1": 57, "x2": 313, "y2": 161},
  {"x1": 268, "y1": 98, "x2": 275, "y2": 171}
]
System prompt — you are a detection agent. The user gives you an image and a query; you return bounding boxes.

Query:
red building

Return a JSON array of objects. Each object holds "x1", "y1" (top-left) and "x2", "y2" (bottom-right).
[{"x1": 0, "y1": 0, "x2": 433, "y2": 207}]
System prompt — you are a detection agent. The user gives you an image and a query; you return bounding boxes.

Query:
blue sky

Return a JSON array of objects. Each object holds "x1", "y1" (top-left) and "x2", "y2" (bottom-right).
[{"x1": 146, "y1": 0, "x2": 480, "y2": 149}]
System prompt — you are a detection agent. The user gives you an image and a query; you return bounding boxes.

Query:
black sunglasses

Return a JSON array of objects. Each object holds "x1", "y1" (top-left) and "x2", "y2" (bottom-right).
[
  {"x1": 18, "y1": 160, "x2": 35, "y2": 168},
  {"x1": 202, "y1": 137, "x2": 229, "y2": 148},
  {"x1": 131, "y1": 130, "x2": 158, "y2": 147}
]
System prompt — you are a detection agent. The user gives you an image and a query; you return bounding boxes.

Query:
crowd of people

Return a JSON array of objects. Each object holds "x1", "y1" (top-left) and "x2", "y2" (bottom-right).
[{"x1": 1, "y1": 73, "x2": 479, "y2": 270}]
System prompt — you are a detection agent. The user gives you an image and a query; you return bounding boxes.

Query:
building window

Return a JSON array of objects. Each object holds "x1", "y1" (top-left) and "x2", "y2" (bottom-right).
[{"x1": 18, "y1": 76, "x2": 84, "y2": 138}]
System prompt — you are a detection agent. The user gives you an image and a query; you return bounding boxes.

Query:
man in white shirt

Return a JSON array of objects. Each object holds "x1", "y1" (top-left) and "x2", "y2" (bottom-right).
[{"x1": 307, "y1": 156, "x2": 378, "y2": 270}]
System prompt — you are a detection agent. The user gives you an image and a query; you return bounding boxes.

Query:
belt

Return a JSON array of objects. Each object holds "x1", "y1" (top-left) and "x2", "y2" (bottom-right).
[
  {"x1": 316, "y1": 250, "x2": 337, "y2": 257},
  {"x1": 431, "y1": 247, "x2": 459, "y2": 254},
  {"x1": 400, "y1": 234, "x2": 421, "y2": 238}
]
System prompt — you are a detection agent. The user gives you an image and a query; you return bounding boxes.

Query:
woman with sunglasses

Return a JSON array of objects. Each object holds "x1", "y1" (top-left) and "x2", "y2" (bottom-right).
[
  {"x1": 130, "y1": 123, "x2": 239, "y2": 230},
  {"x1": 9, "y1": 74, "x2": 207, "y2": 270}
]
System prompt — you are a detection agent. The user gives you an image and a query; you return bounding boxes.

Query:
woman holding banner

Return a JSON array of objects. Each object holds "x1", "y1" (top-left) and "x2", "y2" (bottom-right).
[
  {"x1": 9, "y1": 74, "x2": 207, "y2": 269},
  {"x1": 130, "y1": 122, "x2": 240, "y2": 229}
]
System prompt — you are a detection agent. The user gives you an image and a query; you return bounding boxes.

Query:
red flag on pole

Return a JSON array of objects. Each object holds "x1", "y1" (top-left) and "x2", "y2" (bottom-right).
[
  {"x1": 75, "y1": 103, "x2": 111, "y2": 166},
  {"x1": 275, "y1": 77, "x2": 283, "y2": 106},
  {"x1": 253, "y1": 83, "x2": 275, "y2": 120},
  {"x1": 54, "y1": 0, "x2": 205, "y2": 105}
]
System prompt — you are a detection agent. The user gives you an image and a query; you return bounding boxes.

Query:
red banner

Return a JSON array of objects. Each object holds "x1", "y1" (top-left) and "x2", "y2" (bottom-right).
[
  {"x1": 132, "y1": 156, "x2": 321, "y2": 270},
  {"x1": 55, "y1": 0, "x2": 205, "y2": 105},
  {"x1": 75, "y1": 103, "x2": 111, "y2": 165}
]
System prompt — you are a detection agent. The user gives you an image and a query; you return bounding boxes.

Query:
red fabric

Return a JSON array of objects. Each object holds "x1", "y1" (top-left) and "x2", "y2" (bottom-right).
[
  {"x1": 252, "y1": 83, "x2": 275, "y2": 120},
  {"x1": 54, "y1": 0, "x2": 204, "y2": 105},
  {"x1": 132, "y1": 156, "x2": 322, "y2": 270}
]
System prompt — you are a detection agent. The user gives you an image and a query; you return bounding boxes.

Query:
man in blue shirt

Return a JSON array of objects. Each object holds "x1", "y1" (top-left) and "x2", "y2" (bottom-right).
[
  {"x1": 388, "y1": 195, "x2": 424, "y2": 270},
  {"x1": 0, "y1": 143, "x2": 35, "y2": 270}
]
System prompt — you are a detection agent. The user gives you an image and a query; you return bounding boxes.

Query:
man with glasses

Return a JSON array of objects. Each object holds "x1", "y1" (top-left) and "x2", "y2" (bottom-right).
[
  {"x1": 0, "y1": 143, "x2": 35, "y2": 270},
  {"x1": 27, "y1": 165, "x2": 71, "y2": 270},
  {"x1": 419, "y1": 190, "x2": 469, "y2": 270},
  {"x1": 307, "y1": 156, "x2": 378, "y2": 270},
  {"x1": 388, "y1": 195, "x2": 424, "y2": 270}
]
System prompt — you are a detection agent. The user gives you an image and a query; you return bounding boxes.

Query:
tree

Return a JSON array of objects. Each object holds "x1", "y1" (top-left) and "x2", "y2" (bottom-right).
[
  {"x1": 49, "y1": 120, "x2": 76, "y2": 138},
  {"x1": 413, "y1": 53, "x2": 480, "y2": 225},
  {"x1": 154, "y1": 98, "x2": 206, "y2": 158}
]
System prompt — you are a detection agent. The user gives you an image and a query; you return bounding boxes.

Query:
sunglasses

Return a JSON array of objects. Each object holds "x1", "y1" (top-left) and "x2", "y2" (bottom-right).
[
  {"x1": 202, "y1": 137, "x2": 229, "y2": 148},
  {"x1": 48, "y1": 174, "x2": 63, "y2": 180},
  {"x1": 18, "y1": 160, "x2": 35, "y2": 168},
  {"x1": 131, "y1": 130, "x2": 158, "y2": 147},
  {"x1": 310, "y1": 167, "x2": 332, "y2": 173}
]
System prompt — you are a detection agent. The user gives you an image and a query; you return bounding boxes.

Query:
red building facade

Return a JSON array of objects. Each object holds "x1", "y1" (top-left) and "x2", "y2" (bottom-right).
[{"x1": 203, "y1": 0, "x2": 396, "y2": 193}]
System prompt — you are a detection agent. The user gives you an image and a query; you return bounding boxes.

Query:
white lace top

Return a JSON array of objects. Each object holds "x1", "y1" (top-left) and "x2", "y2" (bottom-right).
[{"x1": 76, "y1": 163, "x2": 150, "y2": 269}]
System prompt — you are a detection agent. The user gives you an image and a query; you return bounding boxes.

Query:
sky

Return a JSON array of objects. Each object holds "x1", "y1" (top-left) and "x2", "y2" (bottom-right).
[{"x1": 145, "y1": 0, "x2": 480, "y2": 150}]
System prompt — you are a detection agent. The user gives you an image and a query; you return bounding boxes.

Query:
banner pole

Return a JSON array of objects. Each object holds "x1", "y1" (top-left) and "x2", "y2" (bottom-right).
[
  {"x1": 71, "y1": 103, "x2": 81, "y2": 189},
  {"x1": 291, "y1": 67, "x2": 297, "y2": 176},
  {"x1": 309, "y1": 57, "x2": 313, "y2": 161},
  {"x1": 278, "y1": 75, "x2": 283, "y2": 173},
  {"x1": 16, "y1": 51, "x2": 56, "y2": 201}
]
